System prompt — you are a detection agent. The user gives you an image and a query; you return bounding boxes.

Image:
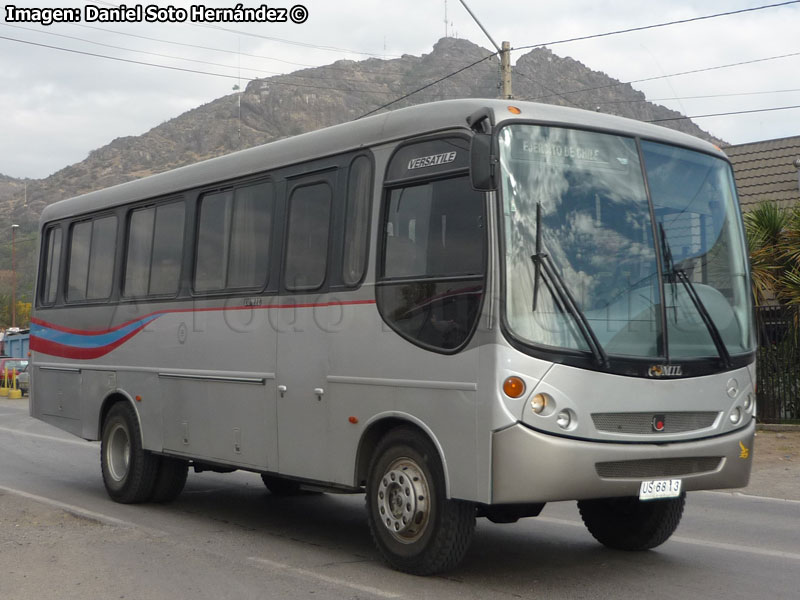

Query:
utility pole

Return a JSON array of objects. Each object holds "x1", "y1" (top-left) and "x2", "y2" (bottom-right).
[
  {"x1": 457, "y1": 0, "x2": 512, "y2": 99},
  {"x1": 500, "y1": 41, "x2": 512, "y2": 99},
  {"x1": 11, "y1": 224, "x2": 18, "y2": 329}
]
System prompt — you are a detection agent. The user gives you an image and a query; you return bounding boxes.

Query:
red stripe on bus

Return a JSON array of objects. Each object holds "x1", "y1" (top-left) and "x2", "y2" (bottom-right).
[{"x1": 31, "y1": 324, "x2": 149, "y2": 359}]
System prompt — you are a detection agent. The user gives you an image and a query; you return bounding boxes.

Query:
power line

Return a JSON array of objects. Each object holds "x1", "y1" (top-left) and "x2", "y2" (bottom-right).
[
  {"x1": 529, "y1": 50, "x2": 800, "y2": 102},
  {"x1": 74, "y1": 23, "x2": 344, "y2": 70},
  {"x1": 595, "y1": 88, "x2": 800, "y2": 105},
  {"x1": 0, "y1": 31, "x2": 495, "y2": 100},
  {"x1": 193, "y1": 22, "x2": 399, "y2": 58},
  {"x1": 356, "y1": 52, "x2": 499, "y2": 119},
  {"x1": 514, "y1": 70, "x2": 580, "y2": 108},
  {"x1": 647, "y1": 104, "x2": 800, "y2": 123},
  {"x1": 1, "y1": 23, "x2": 404, "y2": 86},
  {"x1": 0, "y1": 33, "x2": 250, "y2": 81},
  {"x1": 89, "y1": 0, "x2": 397, "y2": 59},
  {"x1": 71, "y1": 24, "x2": 474, "y2": 75},
  {"x1": 2, "y1": 24, "x2": 284, "y2": 78},
  {"x1": 514, "y1": 1, "x2": 800, "y2": 51},
  {"x1": 0, "y1": 34, "x2": 409, "y2": 95}
]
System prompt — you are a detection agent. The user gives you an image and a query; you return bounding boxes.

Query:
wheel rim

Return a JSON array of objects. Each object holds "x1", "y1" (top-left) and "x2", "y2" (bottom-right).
[
  {"x1": 106, "y1": 422, "x2": 131, "y2": 483},
  {"x1": 376, "y1": 457, "x2": 430, "y2": 544}
]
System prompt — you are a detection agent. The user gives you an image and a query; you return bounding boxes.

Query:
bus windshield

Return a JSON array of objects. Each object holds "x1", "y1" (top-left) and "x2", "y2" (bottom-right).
[{"x1": 499, "y1": 124, "x2": 754, "y2": 363}]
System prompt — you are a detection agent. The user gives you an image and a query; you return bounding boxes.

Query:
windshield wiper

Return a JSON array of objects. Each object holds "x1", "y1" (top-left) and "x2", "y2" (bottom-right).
[
  {"x1": 659, "y1": 223, "x2": 732, "y2": 369},
  {"x1": 532, "y1": 201, "x2": 543, "y2": 312},
  {"x1": 531, "y1": 202, "x2": 609, "y2": 369}
]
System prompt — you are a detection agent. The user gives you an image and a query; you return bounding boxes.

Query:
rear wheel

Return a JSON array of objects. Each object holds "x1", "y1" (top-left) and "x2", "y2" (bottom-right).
[
  {"x1": 366, "y1": 428, "x2": 475, "y2": 575},
  {"x1": 150, "y1": 457, "x2": 189, "y2": 503},
  {"x1": 578, "y1": 493, "x2": 686, "y2": 551},
  {"x1": 100, "y1": 402, "x2": 159, "y2": 504}
]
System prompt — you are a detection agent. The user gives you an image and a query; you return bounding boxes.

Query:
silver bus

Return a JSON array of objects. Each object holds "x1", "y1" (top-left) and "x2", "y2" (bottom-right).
[{"x1": 31, "y1": 99, "x2": 755, "y2": 574}]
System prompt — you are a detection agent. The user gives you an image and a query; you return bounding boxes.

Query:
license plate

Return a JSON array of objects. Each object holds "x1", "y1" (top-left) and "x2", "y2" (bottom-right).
[{"x1": 639, "y1": 478, "x2": 682, "y2": 500}]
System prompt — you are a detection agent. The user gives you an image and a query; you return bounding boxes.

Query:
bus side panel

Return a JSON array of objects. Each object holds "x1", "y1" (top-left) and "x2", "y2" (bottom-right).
[
  {"x1": 160, "y1": 377, "x2": 273, "y2": 470},
  {"x1": 80, "y1": 369, "x2": 118, "y2": 440},
  {"x1": 155, "y1": 309, "x2": 277, "y2": 471},
  {"x1": 30, "y1": 366, "x2": 82, "y2": 437},
  {"x1": 325, "y1": 302, "x2": 483, "y2": 502},
  {"x1": 75, "y1": 370, "x2": 163, "y2": 452},
  {"x1": 116, "y1": 370, "x2": 164, "y2": 451}
]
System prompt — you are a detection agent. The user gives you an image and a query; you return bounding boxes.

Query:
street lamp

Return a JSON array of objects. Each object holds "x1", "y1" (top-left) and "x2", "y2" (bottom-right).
[{"x1": 11, "y1": 224, "x2": 18, "y2": 329}]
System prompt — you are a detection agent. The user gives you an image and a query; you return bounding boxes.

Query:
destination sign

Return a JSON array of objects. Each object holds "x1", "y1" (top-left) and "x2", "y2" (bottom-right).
[{"x1": 521, "y1": 141, "x2": 603, "y2": 162}]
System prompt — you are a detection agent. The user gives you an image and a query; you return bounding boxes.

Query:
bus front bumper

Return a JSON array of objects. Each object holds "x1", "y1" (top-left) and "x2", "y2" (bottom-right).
[{"x1": 491, "y1": 420, "x2": 755, "y2": 504}]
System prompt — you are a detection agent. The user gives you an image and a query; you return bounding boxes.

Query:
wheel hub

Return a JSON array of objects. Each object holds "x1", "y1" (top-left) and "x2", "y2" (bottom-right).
[
  {"x1": 107, "y1": 422, "x2": 131, "y2": 483},
  {"x1": 377, "y1": 459, "x2": 429, "y2": 543}
]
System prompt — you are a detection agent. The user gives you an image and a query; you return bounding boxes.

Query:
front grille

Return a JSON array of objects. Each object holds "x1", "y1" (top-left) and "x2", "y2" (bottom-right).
[
  {"x1": 596, "y1": 456, "x2": 723, "y2": 479},
  {"x1": 592, "y1": 411, "x2": 719, "y2": 435}
]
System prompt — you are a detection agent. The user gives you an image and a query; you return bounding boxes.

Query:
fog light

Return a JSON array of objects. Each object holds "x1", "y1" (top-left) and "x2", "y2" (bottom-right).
[
  {"x1": 531, "y1": 393, "x2": 548, "y2": 414},
  {"x1": 556, "y1": 410, "x2": 572, "y2": 430},
  {"x1": 502, "y1": 376, "x2": 526, "y2": 399},
  {"x1": 729, "y1": 407, "x2": 742, "y2": 425}
]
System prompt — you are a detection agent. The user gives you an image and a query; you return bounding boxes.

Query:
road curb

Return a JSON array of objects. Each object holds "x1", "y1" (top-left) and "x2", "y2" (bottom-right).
[{"x1": 757, "y1": 424, "x2": 800, "y2": 432}]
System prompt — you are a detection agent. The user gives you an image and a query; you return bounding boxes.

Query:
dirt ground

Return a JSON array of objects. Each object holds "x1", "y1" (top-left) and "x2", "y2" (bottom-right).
[{"x1": 743, "y1": 428, "x2": 800, "y2": 501}]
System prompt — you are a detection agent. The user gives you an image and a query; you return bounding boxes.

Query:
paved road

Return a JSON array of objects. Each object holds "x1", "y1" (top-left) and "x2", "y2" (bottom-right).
[{"x1": 1, "y1": 398, "x2": 798, "y2": 600}]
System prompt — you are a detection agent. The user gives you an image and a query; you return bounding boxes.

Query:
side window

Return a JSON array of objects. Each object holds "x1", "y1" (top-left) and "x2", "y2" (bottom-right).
[
  {"x1": 194, "y1": 181, "x2": 272, "y2": 292},
  {"x1": 377, "y1": 174, "x2": 486, "y2": 352},
  {"x1": 67, "y1": 215, "x2": 117, "y2": 302},
  {"x1": 40, "y1": 226, "x2": 62, "y2": 305},
  {"x1": 342, "y1": 156, "x2": 373, "y2": 286},
  {"x1": 285, "y1": 182, "x2": 332, "y2": 291},
  {"x1": 195, "y1": 191, "x2": 229, "y2": 291},
  {"x1": 67, "y1": 221, "x2": 91, "y2": 300},
  {"x1": 124, "y1": 200, "x2": 185, "y2": 297}
]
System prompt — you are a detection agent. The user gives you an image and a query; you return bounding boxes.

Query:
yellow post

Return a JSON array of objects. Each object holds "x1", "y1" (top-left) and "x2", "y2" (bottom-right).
[
  {"x1": 8, "y1": 369, "x2": 22, "y2": 399},
  {"x1": 0, "y1": 368, "x2": 9, "y2": 397}
]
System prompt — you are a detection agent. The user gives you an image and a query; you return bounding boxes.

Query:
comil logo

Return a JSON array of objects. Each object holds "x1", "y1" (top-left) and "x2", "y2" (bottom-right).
[{"x1": 648, "y1": 364, "x2": 683, "y2": 377}]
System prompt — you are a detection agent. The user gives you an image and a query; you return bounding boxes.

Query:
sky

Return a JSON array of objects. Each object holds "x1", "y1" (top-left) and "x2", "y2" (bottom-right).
[{"x1": 1, "y1": 0, "x2": 799, "y2": 179}]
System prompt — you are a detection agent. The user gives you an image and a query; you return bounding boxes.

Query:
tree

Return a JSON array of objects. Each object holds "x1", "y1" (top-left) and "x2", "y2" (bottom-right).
[
  {"x1": 0, "y1": 297, "x2": 31, "y2": 329},
  {"x1": 744, "y1": 202, "x2": 800, "y2": 306}
]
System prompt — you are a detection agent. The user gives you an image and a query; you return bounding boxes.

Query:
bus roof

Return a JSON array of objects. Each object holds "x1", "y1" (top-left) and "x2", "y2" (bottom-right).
[{"x1": 40, "y1": 98, "x2": 724, "y2": 224}]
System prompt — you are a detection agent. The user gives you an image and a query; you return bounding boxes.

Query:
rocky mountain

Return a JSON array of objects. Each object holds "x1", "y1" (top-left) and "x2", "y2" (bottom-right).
[{"x1": 0, "y1": 37, "x2": 719, "y2": 305}]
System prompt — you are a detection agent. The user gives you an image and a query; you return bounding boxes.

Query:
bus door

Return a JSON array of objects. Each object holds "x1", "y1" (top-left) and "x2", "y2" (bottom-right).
[{"x1": 275, "y1": 171, "x2": 337, "y2": 483}]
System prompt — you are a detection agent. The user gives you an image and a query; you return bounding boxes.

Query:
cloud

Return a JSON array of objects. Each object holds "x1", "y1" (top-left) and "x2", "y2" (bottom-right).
[{"x1": 1, "y1": 0, "x2": 798, "y2": 178}]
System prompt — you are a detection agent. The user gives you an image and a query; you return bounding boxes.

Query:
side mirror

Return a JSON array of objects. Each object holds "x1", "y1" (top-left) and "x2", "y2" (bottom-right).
[{"x1": 470, "y1": 133, "x2": 496, "y2": 191}]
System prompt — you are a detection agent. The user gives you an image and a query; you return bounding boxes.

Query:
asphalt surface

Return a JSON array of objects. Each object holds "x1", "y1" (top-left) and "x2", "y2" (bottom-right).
[{"x1": 1, "y1": 397, "x2": 799, "y2": 600}]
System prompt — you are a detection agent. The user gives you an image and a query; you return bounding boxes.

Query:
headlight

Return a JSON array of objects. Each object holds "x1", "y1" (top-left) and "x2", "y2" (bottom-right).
[{"x1": 531, "y1": 393, "x2": 548, "y2": 414}]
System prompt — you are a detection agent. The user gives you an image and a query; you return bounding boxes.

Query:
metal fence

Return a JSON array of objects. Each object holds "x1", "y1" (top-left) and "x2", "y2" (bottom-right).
[{"x1": 755, "y1": 305, "x2": 800, "y2": 423}]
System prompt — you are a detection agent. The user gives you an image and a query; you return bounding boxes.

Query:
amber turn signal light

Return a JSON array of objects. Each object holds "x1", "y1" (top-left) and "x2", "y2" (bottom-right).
[{"x1": 502, "y1": 376, "x2": 526, "y2": 398}]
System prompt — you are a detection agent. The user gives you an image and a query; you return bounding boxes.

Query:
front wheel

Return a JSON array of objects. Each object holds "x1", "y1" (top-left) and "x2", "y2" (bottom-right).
[
  {"x1": 578, "y1": 493, "x2": 686, "y2": 551},
  {"x1": 100, "y1": 402, "x2": 159, "y2": 504},
  {"x1": 366, "y1": 428, "x2": 475, "y2": 575}
]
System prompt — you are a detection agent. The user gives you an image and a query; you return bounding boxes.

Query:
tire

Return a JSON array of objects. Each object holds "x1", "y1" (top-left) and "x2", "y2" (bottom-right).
[
  {"x1": 150, "y1": 456, "x2": 189, "y2": 503},
  {"x1": 260, "y1": 474, "x2": 318, "y2": 496},
  {"x1": 100, "y1": 402, "x2": 159, "y2": 504},
  {"x1": 365, "y1": 428, "x2": 475, "y2": 575},
  {"x1": 578, "y1": 493, "x2": 686, "y2": 551}
]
